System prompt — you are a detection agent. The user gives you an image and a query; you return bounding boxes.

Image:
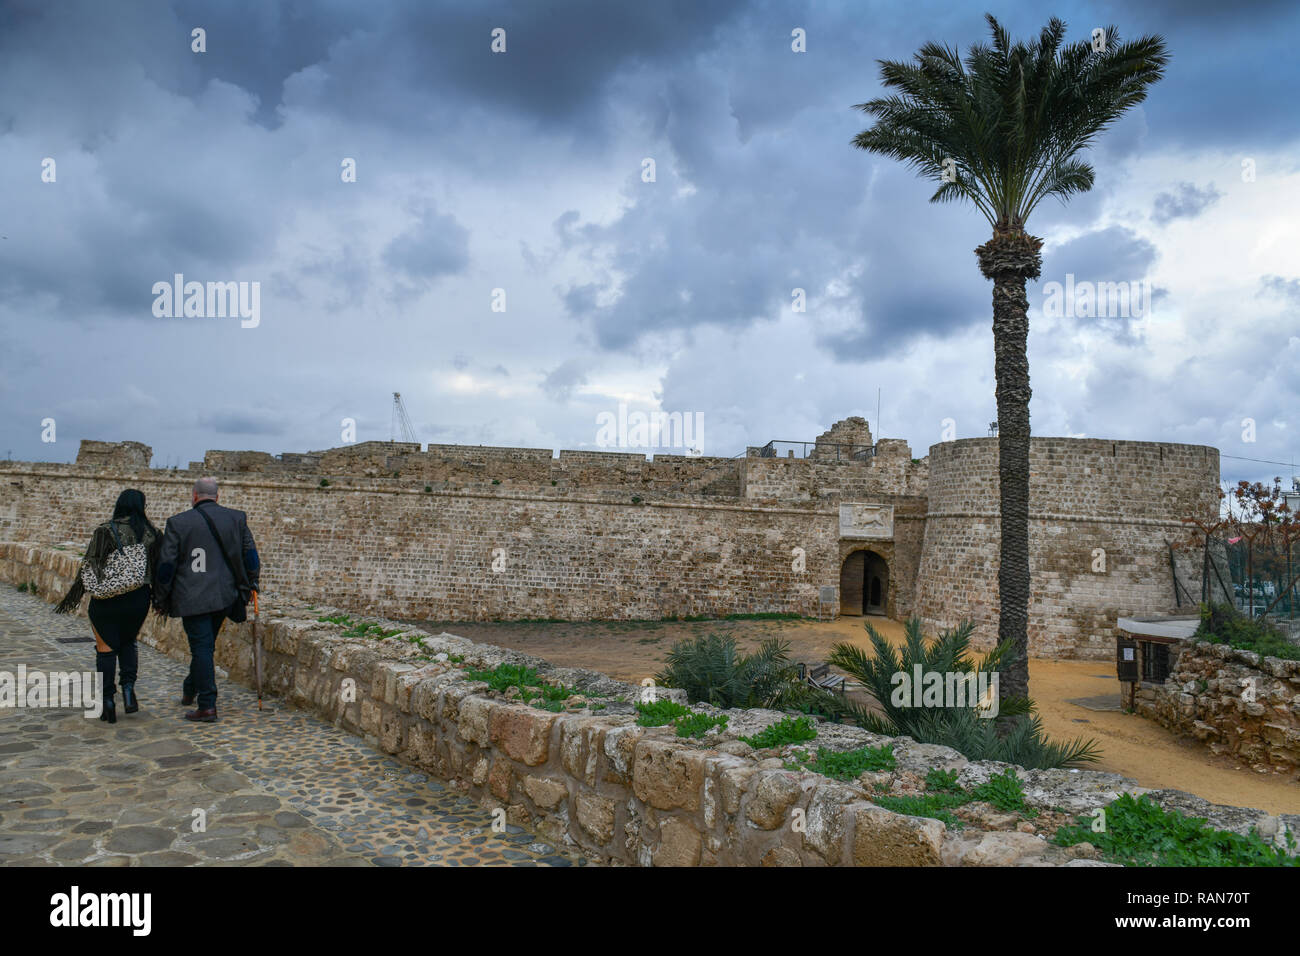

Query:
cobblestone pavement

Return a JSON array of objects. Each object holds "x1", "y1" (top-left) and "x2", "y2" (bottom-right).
[{"x1": 0, "y1": 589, "x2": 588, "y2": 867}]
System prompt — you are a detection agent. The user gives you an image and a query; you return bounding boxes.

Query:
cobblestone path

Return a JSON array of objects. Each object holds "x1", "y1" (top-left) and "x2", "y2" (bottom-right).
[{"x1": 0, "y1": 589, "x2": 587, "y2": 867}]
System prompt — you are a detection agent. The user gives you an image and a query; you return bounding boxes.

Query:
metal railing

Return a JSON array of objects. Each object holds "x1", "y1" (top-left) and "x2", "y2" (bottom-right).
[{"x1": 749, "y1": 440, "x2": 876, "y2": 461}]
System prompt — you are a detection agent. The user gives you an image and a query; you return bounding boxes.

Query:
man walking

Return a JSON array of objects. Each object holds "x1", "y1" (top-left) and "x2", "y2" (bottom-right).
[{"x1": 155, "y1": 477, "x2": 260, "y2": 722}]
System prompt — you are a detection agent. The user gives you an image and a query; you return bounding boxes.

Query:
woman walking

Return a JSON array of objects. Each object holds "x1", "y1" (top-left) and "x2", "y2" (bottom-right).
[{"x1": 55, "y1": 489, "x2": 163, "y2": 723}]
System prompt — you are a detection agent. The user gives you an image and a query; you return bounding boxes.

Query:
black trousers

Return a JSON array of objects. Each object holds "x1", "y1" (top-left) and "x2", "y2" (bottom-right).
[
  {"x1": 182, "y1": 611, "x2": 226, "y2": 710},
  {"x1": 87, "y1": 586, "x2": 150, "y2": 702}
]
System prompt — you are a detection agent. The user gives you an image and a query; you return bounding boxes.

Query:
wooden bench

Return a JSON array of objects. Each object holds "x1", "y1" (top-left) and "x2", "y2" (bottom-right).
[{"x1": 799, "y1": 662, "x2": 846, "y2": 695}]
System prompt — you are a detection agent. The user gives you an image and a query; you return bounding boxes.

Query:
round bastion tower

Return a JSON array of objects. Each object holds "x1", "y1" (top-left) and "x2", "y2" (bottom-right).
[{"x1": 912, "y1": 437, "x2": 1221, "y2": 660}]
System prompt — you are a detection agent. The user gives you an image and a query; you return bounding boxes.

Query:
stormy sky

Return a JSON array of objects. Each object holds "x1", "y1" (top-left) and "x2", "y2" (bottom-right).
[{"x1": 1, "y1": 0, "x2": 1297, "y2": 489}]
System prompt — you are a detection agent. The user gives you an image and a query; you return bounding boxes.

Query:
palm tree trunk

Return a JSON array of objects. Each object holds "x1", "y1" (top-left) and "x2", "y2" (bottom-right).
[{"x1": 976, "y1": 230, "x2": 1042, "y2": 707}]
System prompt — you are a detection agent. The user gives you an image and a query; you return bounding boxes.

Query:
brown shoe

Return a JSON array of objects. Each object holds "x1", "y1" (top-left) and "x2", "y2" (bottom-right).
[
  {"x1": 184, "y1": 707, "x2": 218, "y2": 722},
  {"x1": 180, "y1": 692, "x2": 195, "y2": 706}
]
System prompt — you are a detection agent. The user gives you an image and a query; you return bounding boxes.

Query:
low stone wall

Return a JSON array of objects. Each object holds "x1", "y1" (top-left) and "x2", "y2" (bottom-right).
[
  {"x1": 4, "y1": 541, "x2": 1294, "y2": 866},
  {"x1": 1137, "y1": 640, "x2": 1300, "y2": 779}
]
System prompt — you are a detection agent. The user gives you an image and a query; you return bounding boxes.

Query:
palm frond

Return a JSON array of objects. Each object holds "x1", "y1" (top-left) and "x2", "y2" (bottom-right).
[{"x1": 851, "y1": 16, "x2": 1168, "y2": 229}]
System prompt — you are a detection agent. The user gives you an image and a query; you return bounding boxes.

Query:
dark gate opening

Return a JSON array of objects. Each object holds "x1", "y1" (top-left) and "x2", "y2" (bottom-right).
[{"x1": 840, "y1": 550, "x2": 889, "y2": 617}]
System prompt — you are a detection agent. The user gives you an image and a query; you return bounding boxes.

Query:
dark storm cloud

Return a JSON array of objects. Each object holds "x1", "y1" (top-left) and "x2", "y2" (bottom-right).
[
  {"x1": 381, "y1": 202, "x2": 471, "y2": 288},
  {"x1": 1042, "y1": 227, "x2": 1159, "y2": 286},
  {"x1": 259, "y1": 0, "x2": 749, "y2": 141},
  {"x1": 541, "y1": 358, "x2": 589, "y2": 402},
  {"x1": 1151, "y1": 182, "x2": 1223, "y2": 225},
  {"x1": 1037, "y1": 226, "x2": 1162, "y2": 336},
  {"x1": 1, "y1": 0, "x2": 1298, "y2": 470},
  {"x1": 196, "y1": 410, "x2": 288, "y2": 436}
]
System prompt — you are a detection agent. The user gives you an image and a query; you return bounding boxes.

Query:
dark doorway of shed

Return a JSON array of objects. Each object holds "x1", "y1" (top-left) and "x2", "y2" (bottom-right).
[{"x1": 839, "y1": 550, "x2": 889, "y2": 616}]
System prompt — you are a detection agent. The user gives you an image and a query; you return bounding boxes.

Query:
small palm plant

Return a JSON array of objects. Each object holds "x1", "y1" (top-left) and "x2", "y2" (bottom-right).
[
  {"x1": 828, "y1": 619, "x2": 1100, "y2": 769},
  {"x1": 657, "y1": 635, "x2": 845, "y2": 716}
]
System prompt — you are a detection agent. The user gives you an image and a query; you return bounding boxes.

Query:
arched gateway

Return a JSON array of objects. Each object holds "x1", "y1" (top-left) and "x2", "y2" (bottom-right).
[{"x1": 839, "y1": 550, "x2": 889, "y2": 616}]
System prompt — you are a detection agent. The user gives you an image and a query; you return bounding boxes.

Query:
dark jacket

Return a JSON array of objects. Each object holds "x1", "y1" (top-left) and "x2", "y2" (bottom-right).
[
  {"x1": 54, "y1": 516, "x2": 163, "y2": 614},
  {"x1": 156, "y1": 500, "x2": 260, "y2": 618}
]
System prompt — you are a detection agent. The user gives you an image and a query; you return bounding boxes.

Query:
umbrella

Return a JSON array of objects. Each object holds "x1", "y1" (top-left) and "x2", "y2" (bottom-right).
[{"x1": 252, "y1": 589, "x2": 263, "y2": 710}]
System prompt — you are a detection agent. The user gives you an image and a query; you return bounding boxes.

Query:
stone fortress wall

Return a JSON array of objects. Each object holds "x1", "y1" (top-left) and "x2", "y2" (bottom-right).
[{"x1": 0, "y1": 416, "x2": 1220, "y2": 659}]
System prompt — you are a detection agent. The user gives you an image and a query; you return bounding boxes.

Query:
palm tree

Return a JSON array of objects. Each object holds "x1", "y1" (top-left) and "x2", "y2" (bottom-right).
[{"x1": 851, "y1": 16, "x2": 1168, "y2": 704}]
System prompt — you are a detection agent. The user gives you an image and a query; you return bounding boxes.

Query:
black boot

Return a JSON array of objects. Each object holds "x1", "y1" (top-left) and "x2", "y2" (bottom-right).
[
  {"x1": 122, "y1": 683, "x2": 139, "y2": 714},
  {"x1": 100, "y1": 699, "x2": 117, "y2": 724}
]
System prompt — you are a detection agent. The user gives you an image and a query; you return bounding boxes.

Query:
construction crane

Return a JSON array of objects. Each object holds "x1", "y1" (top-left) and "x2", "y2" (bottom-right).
[{"x1": 390, "y1": 392, "x2": 419, "y2": 444}]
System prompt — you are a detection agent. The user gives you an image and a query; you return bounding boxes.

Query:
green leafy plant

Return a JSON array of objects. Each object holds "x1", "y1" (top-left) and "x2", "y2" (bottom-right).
[
  {"x1": 634, "y1": 698, "x2": 694, "y2": 727},
  {"x1": 971, "y1": 768, "x2": 1032, "y2": 815},
  {"x1": 828, "y1": 619, "x2": 1100, "y2": 769},
  {"x1": 873, "y1": 792, "x2": 968, "y2": 829},
  {"x1": 787, "y1": 744, "x2": 896, "y2": 780},
  {"x1": 319, "y1": 478, "x2": 330, "y2": 487},
  {"x1": 462, "y1": 662, "x2": 580, "y2": 710},
  {"x1": 740, "y1": 716, "x2": 818, "y2": 749},
  {"x1": 924, "y1": 767, "x2": 961, "y2": 793},
  {"x1": 342, "y1": 620, "x2": 404, "y2": 640},
  {"x1": 1054, "y1": 793, "x2": 1299, "y2": 867},
  {"x1": 674, "y1": 712, "x2": 728, "y2": 738},
  {"x1": 1196, "y1": 602, "x2": 1300, "y2": 661},
  {"x1": 634, "y1": 698, "x2": 725, "y2": 737},
  {"x1": 657, "y1": 635, "x2": 847, "y2": 717}
]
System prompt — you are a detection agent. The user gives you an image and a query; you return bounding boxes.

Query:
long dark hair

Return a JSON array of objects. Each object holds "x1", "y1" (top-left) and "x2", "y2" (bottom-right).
[{"x1": 112, "y1": 489, "x2": 159, "y2": 542}]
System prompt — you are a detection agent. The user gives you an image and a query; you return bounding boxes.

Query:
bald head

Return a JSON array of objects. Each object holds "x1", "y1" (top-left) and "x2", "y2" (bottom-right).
[{"x1": 193, "y1": 477, "x2": 218, "y2": 503}]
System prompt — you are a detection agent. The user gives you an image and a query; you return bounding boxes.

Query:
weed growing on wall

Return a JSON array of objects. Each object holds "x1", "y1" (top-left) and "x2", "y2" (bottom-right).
[{"x1": 1053, "y1": 793, "x2": 1299, "y2": 867}]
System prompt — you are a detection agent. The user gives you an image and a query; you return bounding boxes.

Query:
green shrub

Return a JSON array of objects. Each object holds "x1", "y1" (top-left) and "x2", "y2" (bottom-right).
[
  {"x1": 827, "y1": 618, "x2": 1100, "y2": 769},
  {"x1": 740, "y1": 716, "x2": 818, "y2": 749},
  {"x1": 971, "y1": 768, "x2": 1033, "y2": 816},
  {"x1": 674, "y1": 712, "x2": 728, "y2": 738},
  {"x1": 338, "y1": 620, "x2": 403, "y2": 640},
  {"x1": 463, "y1": 663, "x2": 579, "y2": 709},
  {"x1": 788, "y1": 744, "x2": 896, "y2": 780},
  {"x1": 1054, "y1": 793, "x2": 1299, "y2": 867},
  {"x1": 924, "y1": 767, "x2": 961, "y2": 793},
  {"x1": 319, "y1": 478, "x2": 330, "y2": 487},
  {"x1": 634, "y1": 699, "x2": 725, "y2": 737},
  {"x1": 634, "y1": 698, "x2": 694, "y2": 727},
  {"x1": 1196, "y1": 602, "x2": 1300, "y2": 661},
  {"x1": 657, "y1": 634, "x2": 847, "y2": 717},
  {"x1": 873, "y1": 792, "x2": 968, "y2": 829}
]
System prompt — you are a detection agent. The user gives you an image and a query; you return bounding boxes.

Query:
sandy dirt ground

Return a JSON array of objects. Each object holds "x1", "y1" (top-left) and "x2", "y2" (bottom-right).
[{"x1": 417, "y1": 614, "x2": 1300, "y2": 815}]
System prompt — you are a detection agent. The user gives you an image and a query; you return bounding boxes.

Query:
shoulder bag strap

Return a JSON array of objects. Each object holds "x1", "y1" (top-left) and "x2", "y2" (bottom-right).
[{"x1": 194, "y1": 505, "x2": 248, "y2": 591}]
